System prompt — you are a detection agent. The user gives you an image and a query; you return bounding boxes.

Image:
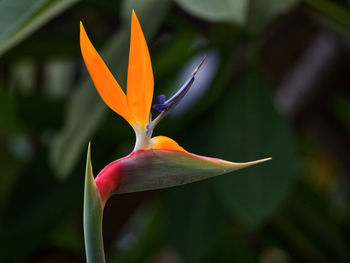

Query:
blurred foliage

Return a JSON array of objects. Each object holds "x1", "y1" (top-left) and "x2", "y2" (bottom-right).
[
  {"x1": 0, "y1": 0, "x2": 349, "y2": 262},
  {"x1": 0, "y1": 0, "x2": 79, "y2": 56},
  {"x1": 213, "y1": 65, "x2": 296, "y2": 226}
]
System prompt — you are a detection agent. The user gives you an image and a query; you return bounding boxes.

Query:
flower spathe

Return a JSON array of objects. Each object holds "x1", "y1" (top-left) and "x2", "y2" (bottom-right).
[{"x1": 80, "y1": 11, "x2": 271, "y2": 205}]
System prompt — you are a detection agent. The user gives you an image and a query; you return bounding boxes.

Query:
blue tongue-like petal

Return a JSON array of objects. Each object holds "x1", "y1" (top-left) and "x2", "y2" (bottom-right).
[
  {"x1": 157, "y1": 94, "x2": 166, "y2": 104},
  {"x1": 152, "y1": 57, "x2": 206, "y2": 113},
  {"x1": 152, "y1": 104, "x2": 166, "y2": 112}
]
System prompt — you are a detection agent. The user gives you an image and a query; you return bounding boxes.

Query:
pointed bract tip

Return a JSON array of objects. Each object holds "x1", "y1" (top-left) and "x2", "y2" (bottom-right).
[
  {"x1": 256, "y1": 157, "x2": 272, "y2": 163},
  {"x1": 240, "y1": 157, "x2": 272, "y2": 166},
  {"x1": 215, "y1": 156, "x2": 272, "y2": 171},
  {"x1": 192, "y1": 56, "x2": 206, "y2": 75},
  {"x1": 86, "y1": 141, "x2": 92, "y2": 163}
]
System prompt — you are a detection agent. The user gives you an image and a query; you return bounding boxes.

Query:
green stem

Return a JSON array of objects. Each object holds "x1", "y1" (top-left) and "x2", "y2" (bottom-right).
[{"x1": 83, "y1": 143, "x2": 106, "y2": 263}]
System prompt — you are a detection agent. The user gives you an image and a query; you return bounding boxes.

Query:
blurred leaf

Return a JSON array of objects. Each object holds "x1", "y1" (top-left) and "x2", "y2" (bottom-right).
[
  {"x1": 247, "y1": 0, "x2": 298, "y2": 35},
  {"x1": 175, "y1": 0, "x2": 298, "y2": 33},
  {"x1": 45, "y1": 60, "x2": 76, "y2": 96},
  {"x1": 3, "y1": 33, "x2": 80, "y2": 61},
  {"x1": 110, "y1": 204, "x2": 166, "y2": 263},
  {"x1": 332, "y1": 94, "x2": 350, "y2": 136},
  {"x1": 274, "y1": 182, "x2": 350, "y2": 262},
  {"x1": 17, "y1": 94, "x2": 64, "y2": 132},
  {"x1": 49, "y1": 218, "x2": 83, "y2": 252},
  {"x1": 0, "y1": 89, "x2": 22, "y2": 134},
  {"x1": 213, "y1": 65, "x2": 296, "y2": 227},
  {"x1": 0, "y1": 149, "x2": 82, "y2": 262},
  {"x1": 152, "y1": 30, "x2": 198, "y2": 77},
  {"x1": 303, "y1": 0, "x2": 350, "y2": 28},
  {"x1": 164, "y1": 182, "x2": 225, "y2": 262},
  {"x1": 0, "y1": 146, "x2": 21, "y2": 211},
  {"x1": 50, "y1": 0, "x2": 171, "y2": 179},
  {"x1": 0, "y1": 0, "x2": 79, "y2": 56},
  {"x1": 174, "y1": 0, "x2": 248, "y2": 25},
  {"x1": 206, "y1": 224, "x2": 256, "y2": 262},
  {"x1": 0, "y1": 90, "x2": 64, "y2": 134}
]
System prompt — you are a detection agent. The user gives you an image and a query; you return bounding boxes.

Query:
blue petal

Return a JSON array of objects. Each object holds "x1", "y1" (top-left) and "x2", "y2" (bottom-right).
[
  {"x1": 157, "y1": 94, "x2": 166, "y2": 104},
  {"x1": 152, "y1": 104, "x2": 166, "y2": 112},
  {"x1": 152, "y1": 57, "x2": 206, "y2": 114}
]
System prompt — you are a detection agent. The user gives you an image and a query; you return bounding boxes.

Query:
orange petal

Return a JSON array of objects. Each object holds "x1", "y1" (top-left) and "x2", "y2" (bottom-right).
[
  {"x1": 80, "y1": 22, "x2": 133, "y2": 125},
  {"x1": 127, "y1": 11, "x2": 154, "y2": 127},
  {"x1": 150, "y1": 136, "x2": 187, "y2": 152}
]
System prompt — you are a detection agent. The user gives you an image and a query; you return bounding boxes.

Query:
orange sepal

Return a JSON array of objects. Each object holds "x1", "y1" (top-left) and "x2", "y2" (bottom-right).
[
  {"x1": 150, "y1": 136, "x2": 187, "y2": 152},
  {"x1": 80, "y1": 22, "x2": 133, "y2": 125},
  {"x1": 127, "y1": 11, "x2": 154, "y2": 127}
]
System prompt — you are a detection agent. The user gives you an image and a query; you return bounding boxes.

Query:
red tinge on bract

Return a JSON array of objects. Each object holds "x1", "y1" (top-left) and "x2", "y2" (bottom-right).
[{"x1": 94, "y1": 149, "x2": 271, "y2": 203}]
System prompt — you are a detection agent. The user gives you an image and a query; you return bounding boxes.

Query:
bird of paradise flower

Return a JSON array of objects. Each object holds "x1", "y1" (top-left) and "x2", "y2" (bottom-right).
[{"x1": 80, "y1": 11, "x2": 271, "y2": 263}]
